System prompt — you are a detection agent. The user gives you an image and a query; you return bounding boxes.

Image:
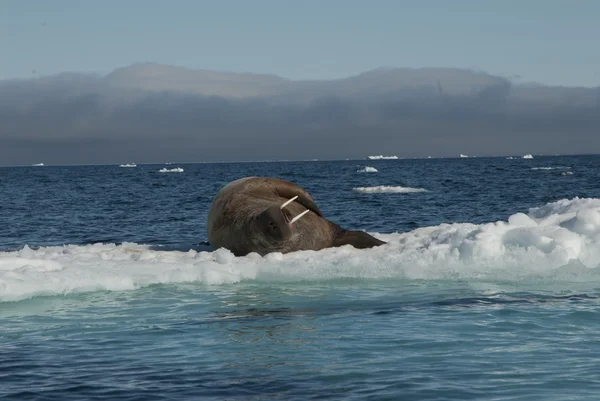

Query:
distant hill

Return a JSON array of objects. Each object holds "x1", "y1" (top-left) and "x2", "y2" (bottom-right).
[
  {"x1": 105, "y1": 63, "x2": 288, "y2": 98},
  {"x1": 103, "y1": 63, "x2": 511, "y2": 99},
  {"x1": 4, "y1": 63, "x2": 597, "y2": 105}
]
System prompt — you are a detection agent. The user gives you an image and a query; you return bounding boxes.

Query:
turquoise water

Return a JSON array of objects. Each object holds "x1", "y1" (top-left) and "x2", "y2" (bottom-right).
[{"x1": 3, "y1": 156, "x2": 600, "y2": 399}]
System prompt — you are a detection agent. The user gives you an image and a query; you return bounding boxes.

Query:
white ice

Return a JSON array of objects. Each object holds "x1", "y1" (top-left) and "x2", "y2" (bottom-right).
[
  {"x1": 159, "y1": 167, "x2": 184, "y2": 173},
  {"x1": 531, "y1": 167, "x2": 570, "y2": 171},
  {"x1": 357, "y1": 166, "x2": 378, "y2": 173},
  {"x1": 367, "y1": 155, "x2": 399, "y2": 160},
  {"x1": 353, "y1": 186, "x2": 428, "y2": 193},
  {"x1": 3, "y1": 197, "x2": 600, "y2": 302}
]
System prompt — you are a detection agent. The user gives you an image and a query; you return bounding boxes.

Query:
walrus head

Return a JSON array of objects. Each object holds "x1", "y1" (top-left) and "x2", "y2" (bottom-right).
[{"x1": 255, "y1": 196, "x2": 310, "y2": 243}]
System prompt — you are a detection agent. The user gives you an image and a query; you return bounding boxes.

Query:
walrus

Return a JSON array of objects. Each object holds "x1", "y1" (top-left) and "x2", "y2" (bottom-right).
[{"x1": 207, "y1": 176, "x2": 386, "y2": 256}]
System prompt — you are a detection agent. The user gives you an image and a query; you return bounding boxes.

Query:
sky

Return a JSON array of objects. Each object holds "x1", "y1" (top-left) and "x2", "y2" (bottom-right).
[
  {"x1": 1, "y1": 0, "x2": 599, "y2": 165},
  {"x1": 1, "y1": 0, "x2": 599, "y2": 87}
]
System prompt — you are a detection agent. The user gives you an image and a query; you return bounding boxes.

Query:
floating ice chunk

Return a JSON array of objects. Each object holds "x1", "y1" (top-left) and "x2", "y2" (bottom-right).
[
  {"x1": 531, "y1": 167, "x2": 570, "y2": 171},
  {"x1": 367, "y1": 155, "x2": 398, "y2": 160},
  {"x1": 159, "y1": 167, "x2": 184, "y2": 173},
  {"x1": 357, "y1": 166, "x2": 378, "y2": 173},
  {"x1": 353, "y1": 186, "x2": 428, "y2": 193}
]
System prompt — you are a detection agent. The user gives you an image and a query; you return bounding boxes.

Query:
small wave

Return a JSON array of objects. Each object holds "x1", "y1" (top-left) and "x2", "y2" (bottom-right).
[
  {"x1": 562, "y1": 171, "x2": 574, "y2": 176},
  {"x1": 531, "y1": 167, "x2": 571, "y2": 171},
  {"x1": 159, "y1": 167, "x2": 184, "y2": 173},
  {"x1": 353, "y1": 186, "x2": 428, "y2": 193},
  {"x1": 357, "y1": 166, "x2": 378, "y2": 173}
]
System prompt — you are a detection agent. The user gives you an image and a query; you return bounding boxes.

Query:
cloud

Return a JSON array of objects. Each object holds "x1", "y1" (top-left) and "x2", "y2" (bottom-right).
[{"x1": 0, "y1": 64, "x2": 598, "y2": 165}]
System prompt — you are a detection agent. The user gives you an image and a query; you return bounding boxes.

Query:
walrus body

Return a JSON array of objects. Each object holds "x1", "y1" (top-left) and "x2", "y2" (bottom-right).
[{"x1": 207, "y1": 177, "x2": 386, "y2": 256}]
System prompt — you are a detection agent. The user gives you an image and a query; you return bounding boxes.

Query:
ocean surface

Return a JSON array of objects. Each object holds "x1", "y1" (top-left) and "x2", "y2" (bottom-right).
[{"x1": 2, "y1": 155, "x2": 600, "y2": 400}]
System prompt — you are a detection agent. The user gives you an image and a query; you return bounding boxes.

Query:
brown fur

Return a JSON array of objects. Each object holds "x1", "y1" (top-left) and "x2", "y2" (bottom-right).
[{"x1": 207, "y1": 177, "x2": 385, "y2": 256}]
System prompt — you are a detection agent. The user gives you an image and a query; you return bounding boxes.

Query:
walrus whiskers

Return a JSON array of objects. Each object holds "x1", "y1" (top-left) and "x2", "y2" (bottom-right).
[
  {"x1": 289, "y1": 209, "x2": 310, "y2": 225},
  {"x1": 280, "y1": 195, "x2": 298, "y2": 209}
]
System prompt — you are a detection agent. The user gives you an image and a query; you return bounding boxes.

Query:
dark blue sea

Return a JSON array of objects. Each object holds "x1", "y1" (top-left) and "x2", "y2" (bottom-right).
[{"x1": 3, "y1": 155, "x2": 600, "y2": 400}]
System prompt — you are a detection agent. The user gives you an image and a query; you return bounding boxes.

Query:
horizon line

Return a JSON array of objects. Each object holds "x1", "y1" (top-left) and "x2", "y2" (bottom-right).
[{"x1": 2, "y1": 152, "x2": 598, "y2": 168}]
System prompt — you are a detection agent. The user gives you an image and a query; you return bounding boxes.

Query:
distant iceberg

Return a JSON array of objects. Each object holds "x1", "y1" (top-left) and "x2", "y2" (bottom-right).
[
  {"x1": 119, "y1": 163, "x2": 137, "y2": 168},
  {"x1": 367, "y1": 155, "x2": 398, "y2": 160},
  {"x1": 523, "y1": 154, "x2": 534, "y2": 159},
  {"x1": 460, "y1": 154, "x2": 469, "y2": 158},
  {"x1": 357, "y1": 166, "x2": 378, "y2": 173},
  {"x1": 353, "y1": 185, "x2": 428, "y2": 194},
  {"x1": 159, "y1": 167, "x2": 184, "y2": 173},
  {"x1": 32, "y1": 163, "x2": 44, "y2": 166}
]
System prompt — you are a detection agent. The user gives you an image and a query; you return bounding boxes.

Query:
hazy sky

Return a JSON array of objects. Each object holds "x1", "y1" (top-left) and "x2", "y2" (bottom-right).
[{"x1": 1, "y1": 0, "x2": 599, "y2": 86}]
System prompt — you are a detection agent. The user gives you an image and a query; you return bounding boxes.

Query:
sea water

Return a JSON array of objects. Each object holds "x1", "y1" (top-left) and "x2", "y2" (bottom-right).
[{"x1": 2, "y1": 156, "x2": 600, "y2": 400}]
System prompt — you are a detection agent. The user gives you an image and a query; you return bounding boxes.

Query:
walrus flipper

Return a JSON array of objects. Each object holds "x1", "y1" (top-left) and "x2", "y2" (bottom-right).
[
  {"x1": 275, "y1": 188, "x2": 323, "y2": 217},
  {"x1": 333, "y1": 230, "x2": 386, "y2": 249}
]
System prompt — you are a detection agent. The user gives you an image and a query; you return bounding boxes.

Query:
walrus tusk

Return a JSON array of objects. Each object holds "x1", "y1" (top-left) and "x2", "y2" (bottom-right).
[
  {"x1": 289, "y1": 209, "x2": 310, "y2": 225},
  {"x1": 280, "y1": 195, "x2": 298, "y2": 209},
  {"x1": 207, "y1": 176, "x2": 387, "y2": 256}
]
